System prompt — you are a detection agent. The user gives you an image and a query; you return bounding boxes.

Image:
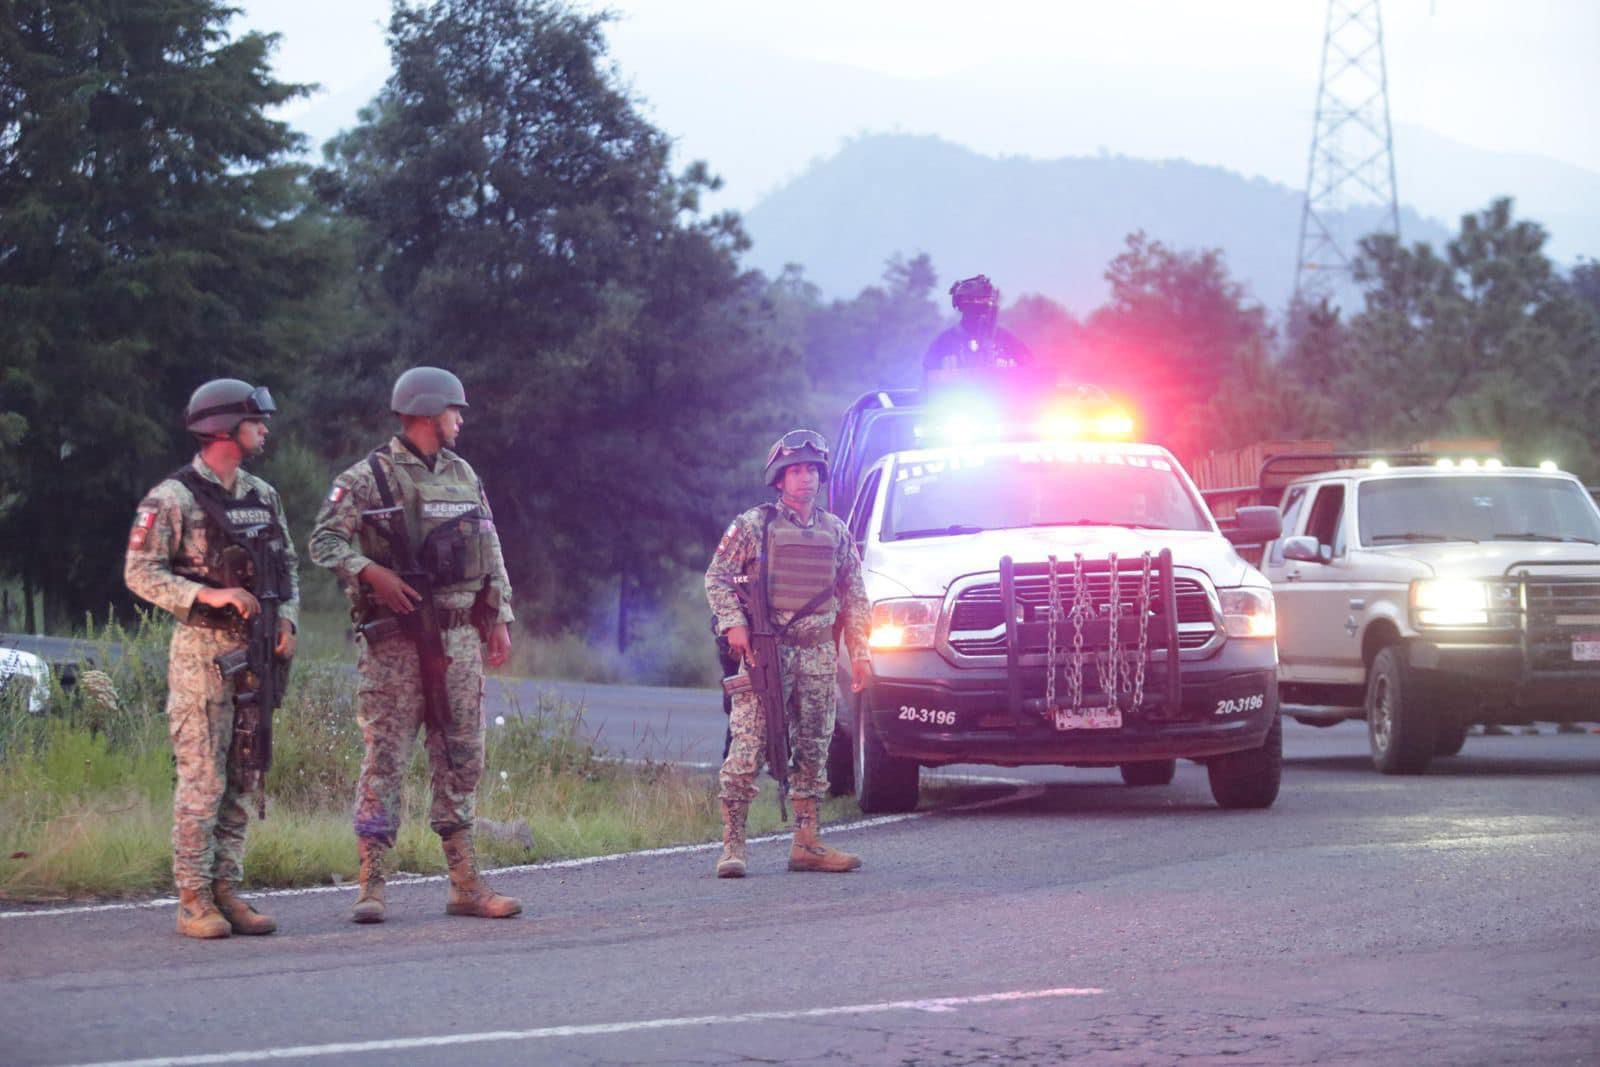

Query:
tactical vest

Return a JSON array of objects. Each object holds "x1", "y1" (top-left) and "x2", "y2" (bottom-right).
[
  {"x1": 362, "y1": 451, "x2": 494, "y2": 587},
  {"x1": 171, "y1": 467, "x2": 293, "y2": 600},
  {"x1": 766, "y1": 510, "x2": 841, "y2": 614}
]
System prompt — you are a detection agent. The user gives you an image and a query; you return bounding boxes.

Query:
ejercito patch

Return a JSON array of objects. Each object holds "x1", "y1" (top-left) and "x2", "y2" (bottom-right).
[
  {"x1": 421, "y1": 501, "x2": 478, "y2": 520},
  {"x1": 227, "y1": 507, "x2": 273, "y2": 527}
]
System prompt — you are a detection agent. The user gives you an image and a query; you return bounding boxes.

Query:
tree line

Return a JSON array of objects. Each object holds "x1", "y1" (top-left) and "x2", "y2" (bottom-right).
[{"x1": 3, "y1": 0, "x2": 1597, "y2": 637}]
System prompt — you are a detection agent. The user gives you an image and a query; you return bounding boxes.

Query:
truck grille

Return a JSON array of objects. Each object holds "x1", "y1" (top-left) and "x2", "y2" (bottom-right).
[
  {"x1": 1521, "y1": 576, "x2": 1600, "y2": 671},
  {"x1": 947, "y1": 572, "x2": 1217, "y2": 657}
]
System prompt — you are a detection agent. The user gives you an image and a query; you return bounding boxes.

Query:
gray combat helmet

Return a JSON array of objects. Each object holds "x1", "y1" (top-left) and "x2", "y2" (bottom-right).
[
  {"x1": 185, "y1": 379, "x2": 276, "y2": 436},
  {"x1": 391, "y1": 366, "x2": 469, "y2": 416},
  {"x1": 763, "y1": 429, "x2": 830, "y2": 487}
]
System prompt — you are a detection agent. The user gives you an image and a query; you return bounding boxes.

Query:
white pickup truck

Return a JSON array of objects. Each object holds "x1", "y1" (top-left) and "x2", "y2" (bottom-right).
[
  {"x1": 828, "y1": 425, "x2": 1284, "y2": 814},
  {"x1": 1255, "y1": 455, "x2": 1600, "y2": 773}
]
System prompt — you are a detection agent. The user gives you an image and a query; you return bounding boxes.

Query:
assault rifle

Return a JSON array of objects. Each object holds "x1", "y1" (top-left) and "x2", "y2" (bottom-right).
[
  {"x1": 722, "y1": 555, "x2": 790, "y2": 820},
  {"x1": 359, "y1": 455, "x2": 455, "y2": 769},
  {"x1": 214, "y1": 543, "x2": 291, "y2": 818}
]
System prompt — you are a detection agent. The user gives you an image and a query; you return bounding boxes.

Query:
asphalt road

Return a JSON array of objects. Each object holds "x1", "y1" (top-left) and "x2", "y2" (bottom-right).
[
  {"x1": 3, "y1": 709, "x2": 1598, "y2": 1066},
  {"x1": 490, "y1": 675, "x2": 731, "y2": 764}
]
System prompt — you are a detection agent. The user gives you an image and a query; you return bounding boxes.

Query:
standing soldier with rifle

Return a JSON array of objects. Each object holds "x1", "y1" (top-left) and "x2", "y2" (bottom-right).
[
  {"x1": 309, "y1": 367, "x2": 519, "y2": 924},
  {"x1": 125, "y1": 379, "x2": 298, "y2": 939},
  {"x1": 705, "y1": 430, "x2": 872, "y2": 878}
]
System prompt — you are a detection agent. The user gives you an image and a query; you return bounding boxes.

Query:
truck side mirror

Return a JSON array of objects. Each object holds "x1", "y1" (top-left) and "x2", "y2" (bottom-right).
[
  {"x1": 1281, "y1": 535, "x2": 1322, "y2": 563},
  {"x1": 1222, "y1": 506, "x2": 1283, "y2": 545}
]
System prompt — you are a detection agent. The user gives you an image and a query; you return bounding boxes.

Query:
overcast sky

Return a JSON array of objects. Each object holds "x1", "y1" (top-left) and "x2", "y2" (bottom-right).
[{"x1": 236, "y1": 0, "x2": 1599, "y2": 211}]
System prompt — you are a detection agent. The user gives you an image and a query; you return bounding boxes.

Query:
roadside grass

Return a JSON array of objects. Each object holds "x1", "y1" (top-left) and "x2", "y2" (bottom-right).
[{"x1": 0, "y1": 616, "x2": 864, "y2": 902}]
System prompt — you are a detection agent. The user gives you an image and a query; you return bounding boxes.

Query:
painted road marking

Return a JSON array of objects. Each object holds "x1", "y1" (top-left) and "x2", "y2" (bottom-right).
[
  {"x1": 0, "y1": 773, "x2": 1037, "y2": 920},
  {"x1": 65, "y1": 986, "x2": 1105, "y2": 1067}
]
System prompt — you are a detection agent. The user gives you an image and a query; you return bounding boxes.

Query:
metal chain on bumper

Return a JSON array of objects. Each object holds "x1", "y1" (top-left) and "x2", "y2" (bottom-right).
[
  {"x1": 1118, "y1": 552, "x2": 1155, "y2": 713},
  {"x1": 1068, "y1": 554, "x2": 1089, "y2": 710},
  {"x1": 1095, "y1": 553, "x2": 1121, "y2": 707}
]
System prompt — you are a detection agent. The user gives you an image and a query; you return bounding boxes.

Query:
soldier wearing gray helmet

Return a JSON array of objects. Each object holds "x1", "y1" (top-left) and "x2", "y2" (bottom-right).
[
  {"x1": 705, "y1": 429, "x2": 872, "y2": 877},
  {"x1": 309, "y1": 366, "x2": 520, "y2": 923},
  {"x1": 124, "y1": 379, "x2": 299, "y2": 939}
]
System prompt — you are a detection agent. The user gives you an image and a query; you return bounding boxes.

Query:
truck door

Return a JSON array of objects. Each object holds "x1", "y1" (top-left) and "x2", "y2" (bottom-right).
[{"x1": 1274, "y1": 481, "x2": 1361, "y2": 683}]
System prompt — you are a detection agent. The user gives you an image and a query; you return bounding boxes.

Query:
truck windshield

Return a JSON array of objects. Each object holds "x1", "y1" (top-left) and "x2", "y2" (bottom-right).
[
  {"x1": 1358, "y1": 476, "x2": 1600, "y2": 545},
  {"x1": 884, "y1": 449, "x2": 1211, "y2": 540}
]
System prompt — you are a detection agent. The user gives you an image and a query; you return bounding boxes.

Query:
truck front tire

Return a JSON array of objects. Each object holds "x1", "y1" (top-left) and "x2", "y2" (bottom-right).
[
  {"x1": 853, "y1": 692, "x2": 919, "y2": 814},
  {"x1": 1207, "y1": 711, "x2": 1282, "y2": 809},
  {"x1": 1366, "y1": 645, "x2": 1437, "y2": 774}
]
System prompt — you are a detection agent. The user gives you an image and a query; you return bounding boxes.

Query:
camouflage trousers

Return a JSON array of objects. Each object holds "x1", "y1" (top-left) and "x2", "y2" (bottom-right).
[
  {"x1": 719, "y1": 642, "x2": 838, "y2": 806},
  {"x1": 352, "y1": 624, "x2": 485, "y2": 846},
  {"x1": 165, "y1": 625, "x2": 251, "y2": 892}
]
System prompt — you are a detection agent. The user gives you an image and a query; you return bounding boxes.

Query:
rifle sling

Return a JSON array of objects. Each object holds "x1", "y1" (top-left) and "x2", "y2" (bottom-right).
[{"x1": 366, "y1": 452, "x2": 417, "y2": 570}]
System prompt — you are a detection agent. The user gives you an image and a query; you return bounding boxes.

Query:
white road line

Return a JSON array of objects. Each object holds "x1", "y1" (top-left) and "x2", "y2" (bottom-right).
[
  {"x1": 1, "y1": 772, "x2": 1035, "y2": 920},
  {"x1": 64, "y1": 986, "x2": 1107, "y2": 1067}
]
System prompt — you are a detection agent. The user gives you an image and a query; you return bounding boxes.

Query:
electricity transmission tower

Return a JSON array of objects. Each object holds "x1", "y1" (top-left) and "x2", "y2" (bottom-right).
[{"x1": 1294, "y1": 0, "x2": 1401, "y2": 308}]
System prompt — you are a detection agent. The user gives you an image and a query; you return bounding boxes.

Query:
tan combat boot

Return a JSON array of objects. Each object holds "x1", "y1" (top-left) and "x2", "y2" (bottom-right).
[
  {"x1": 441, "y1": 830, "x2": 522, "y2": 918},
  {"x1": 351, "y1": 837, "x2": 387, "y2": 924},
  {"x1": 716, "y1": 800, "x2": 748, "y2": 878},
  {"x1": 175, "y1": 886, "x2": 231, "y2": 939},
  {"x1": 213, "y1": 881, "x2": 276, "y2": 935},
  {"x1": 787, "y1": 797, "x2": 861, "y2": 873}
]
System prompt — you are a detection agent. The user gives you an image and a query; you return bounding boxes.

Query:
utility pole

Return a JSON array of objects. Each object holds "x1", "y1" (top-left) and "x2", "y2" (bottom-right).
[{"x1": 1294, "y1": 0, "x2": 1402, "y2": 309}]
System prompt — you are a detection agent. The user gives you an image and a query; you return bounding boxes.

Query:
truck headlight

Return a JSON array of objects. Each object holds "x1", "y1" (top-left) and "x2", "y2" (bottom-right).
[
  {"x1": 1218, "y1": 587, "x2": 1276, "y2": 638},
  {"x1": 1411, "y1": 578, "x2": 1489, "y2": 627},
  {"x1": 869, "y1": 598, "x2": 941, "y2": 649}
]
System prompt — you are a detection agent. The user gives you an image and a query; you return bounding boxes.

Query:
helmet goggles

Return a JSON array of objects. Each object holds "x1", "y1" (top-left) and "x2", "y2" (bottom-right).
[
  {"x1": 763, "y1": 429, "x2": 830, "y2": 487},
  {"x1": 771, "y1": 428, "x2": 829, "y2": 463},
  {"x1": 188, "y1": 386, "x2": 276, "y2": 424}
]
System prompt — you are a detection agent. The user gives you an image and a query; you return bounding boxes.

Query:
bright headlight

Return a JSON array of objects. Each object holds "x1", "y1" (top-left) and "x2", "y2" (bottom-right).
[
  {"x1": 869, "y1": 598, "x2": 941, "y2": 649},
  {"x1": 1218, "y1": 587, "x2": 1275, "y2": 638},
  {"x1": 1411, "y1": 578, "x2": 1488, "y2": 627}
]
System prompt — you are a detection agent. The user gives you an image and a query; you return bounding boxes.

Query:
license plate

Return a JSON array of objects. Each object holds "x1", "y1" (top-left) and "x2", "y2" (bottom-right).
[
  {"x1": 1573, "y1": 634, "x2": 1600, "y2": 661},
  {"x1": 1054, "y1": 707, "x2": 1123, "y2": 730}
]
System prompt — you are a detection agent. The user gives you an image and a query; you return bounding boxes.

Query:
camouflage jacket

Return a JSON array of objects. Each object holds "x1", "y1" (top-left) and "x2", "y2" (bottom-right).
[
  {"x1": 307, "y1": 436, "x2": 515, "y2": 622},
  {"x1": 123, "y1": 454, "x2": 301, "y2": 630},
  {"x1": 705, "y1": 500, "x2": 870, "y2": 662}
]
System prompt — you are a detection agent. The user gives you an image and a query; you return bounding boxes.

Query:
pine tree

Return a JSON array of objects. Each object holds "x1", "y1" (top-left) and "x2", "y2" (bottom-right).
[
  {"x1": 0, "y1": 0, "x2": 340, "y2": 627},
  {"x1": 318, "y1": 0, "x2": 793, "y2": 634}
]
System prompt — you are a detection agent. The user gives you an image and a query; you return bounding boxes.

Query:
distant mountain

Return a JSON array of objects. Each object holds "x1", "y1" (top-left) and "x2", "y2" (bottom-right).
[
  {"x1": 740, "y1": 134, "x2": 1452, "y2": 316},
  {"x1": 1394, "y1": 123, "x2": 1600, "y2": 265}
]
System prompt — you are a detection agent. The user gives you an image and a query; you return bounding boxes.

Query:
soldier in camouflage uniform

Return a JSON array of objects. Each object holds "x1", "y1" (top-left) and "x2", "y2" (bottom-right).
[
  {"x1": 124, "y1": 379, "x2": 298, "y2": 939},
  {"x1": 308, "y1": 367, "x2": 520, "y2": 923},
  {"x1": 705, "y1": 429, "x2": 872, "y2": 877}
]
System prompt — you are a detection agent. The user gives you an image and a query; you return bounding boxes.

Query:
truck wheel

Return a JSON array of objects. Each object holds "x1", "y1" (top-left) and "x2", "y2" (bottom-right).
[
  {"x1": 1433, "y1": 719, "x2": 1469, "y2": 758},
  {"x1": 826, "y1": 723, "x2": 854, "y2": 796},
  {"x1": 853, "y1": 692, "x2": 918, "y2": 813},
  {"x1": 1207, "y1": 711, "x2": 1282, "y2": 809},
  {"x1": 1366, "y1": 646, "x2": 1436, "y2": 774},
  {"x1": 1120, "y1": 759, "x2": 1176, "y2": 786}
]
